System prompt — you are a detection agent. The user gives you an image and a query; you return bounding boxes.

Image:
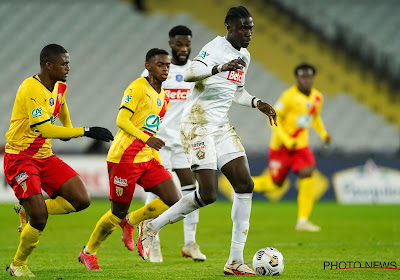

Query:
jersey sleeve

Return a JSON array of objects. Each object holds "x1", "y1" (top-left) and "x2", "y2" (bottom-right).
[
  {"x1": 24, "y1": 84, "x2": 51, "y2": 126},
  {"x1": 120, "y1": 83, "x2": 144, "y2": 113},
  {"x1": 240, "y1": 51, "x2": 251, "y2": 87},
  {"x1": 312, "y1": 93, "x2": 329, "y2": 141},
  {"x1": 58, "y1": 101, "x2": 73, "y2": 128},
  {"x1": 116, "y1": 107, "x2": 150, "y2": 143},
  {"x1": 315, "y1": 92, "x2": 324, "y2": 114},
  {"x1": 193, "y1": 42, "x2": 218, "y2": 67}
]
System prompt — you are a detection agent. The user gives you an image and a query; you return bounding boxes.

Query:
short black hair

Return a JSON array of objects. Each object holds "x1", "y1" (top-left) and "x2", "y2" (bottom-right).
[
  {"x1": 40, "y1": 44, "x2": 67, "y2": 67},
  {"x1": 294, "y1": 63, "x2": 316, "y2": 76},
  {"x1": 224, "y1": 6, "x2": 252, "y2": 26},
  {"x1": 169, "y1": 25, "x2": 192, "y2": 38},
  {"x1": 145, "y1": 48, "x2": 169, "y2": 62}
]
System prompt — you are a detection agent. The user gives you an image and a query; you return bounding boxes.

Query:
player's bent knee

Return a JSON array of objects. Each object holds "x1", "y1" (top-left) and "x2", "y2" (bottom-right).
[
  {"x1": 164, "y1": 197, "x2": 179, "y2": 207},
  {"x1": 234, "y1": 180, "x2": 254, "y2": 193},
  {"x1": 298, "y1": 171, "x2": 313, "y2": 179},
  {"x1": 298, "y1": 166, "x2": 314, "y2": 178},
  {"x1": 73, "y1": 198, "x2": 91, "y2": 212},
  {"x1": 200, "y1": 192, "x2": 217, "y2": 205},
  {"x1": 29, "y1": 215, "x2": 48, "y2": 231},
  {"x1": 275, "y1": 181, "x2": 284, "y2": 187}
]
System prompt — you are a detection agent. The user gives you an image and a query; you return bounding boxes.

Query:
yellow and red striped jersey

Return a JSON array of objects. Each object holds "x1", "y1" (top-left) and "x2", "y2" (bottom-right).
[
  {"x1": 107, "y1": 77, "x2": 170, "y2": 164},
  {"x1": 270, "y1": 86, "x2": 328, "y2": 150},
  {"x1": 5, "y1": 75, "x2": 67, "y2": 159}
]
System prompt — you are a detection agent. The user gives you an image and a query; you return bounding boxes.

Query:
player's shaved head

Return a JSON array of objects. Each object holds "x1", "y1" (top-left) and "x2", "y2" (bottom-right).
[
  {"x1": 146, "y1": 48, "x2": 169, "y2": 63},
  {"x1": 40, "y1": 44, "x2": 68, "y2": 67},
  {"x1": 224, "y1": 6, "x2": 252, "y2": 26}
]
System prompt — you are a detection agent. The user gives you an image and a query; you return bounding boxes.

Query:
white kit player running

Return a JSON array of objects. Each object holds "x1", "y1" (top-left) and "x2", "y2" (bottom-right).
[
  {"x1": 136, "y1": 6, "x2": 277, "y2": 275},
  {"x1": 143, "y1": 25, "x2": 206, "y2": 262}
]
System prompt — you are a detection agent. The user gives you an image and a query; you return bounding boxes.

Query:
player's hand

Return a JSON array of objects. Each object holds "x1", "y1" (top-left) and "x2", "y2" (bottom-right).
[
  {"x1": 221, "y1": 58, "x2": 247, "y2": 72},
  {"x1": 84, "y1": 127, "x2": 114, "y2": 142},
  {"x1": 146, "y1": 137, "x2": 165, "y2": 151},
  {"x1": 257, "y1": 101, "x2": 278, "y2": 126},
  {"x1": 324, "y1": 134, "x2": 331, "y2": 145}
]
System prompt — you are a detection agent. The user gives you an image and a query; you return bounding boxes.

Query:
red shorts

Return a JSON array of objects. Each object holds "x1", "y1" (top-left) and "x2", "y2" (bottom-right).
[
  {"x1": 3, "y1": 153, "x2": 79, "y2": 201},
  {"x1": 107, "y1": 158, "x2": 172, "y2": 203},
  {"x1": 268, "y1": 146, "x2": 315, "y2": 182}
]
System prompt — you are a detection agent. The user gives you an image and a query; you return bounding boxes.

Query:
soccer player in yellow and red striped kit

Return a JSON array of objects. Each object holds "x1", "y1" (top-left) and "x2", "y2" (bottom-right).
[
  {"x1": 256, "y1": 63, "x2": 330, "y2": 232},
  {"x1": 4, "y1": 44, "x2": 114, "y2": 277},
  {"x1": 78, "y1": 48, "x2": 181, "y2": 271}
]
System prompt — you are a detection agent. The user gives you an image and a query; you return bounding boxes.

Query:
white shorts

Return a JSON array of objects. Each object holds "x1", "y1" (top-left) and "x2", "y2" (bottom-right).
[
  {"x1": 180, "y1": 123, "x2": 246, "y2": 171},
  {"x1": 159, "y1": 145, "x2": 190, "y2": 170}
]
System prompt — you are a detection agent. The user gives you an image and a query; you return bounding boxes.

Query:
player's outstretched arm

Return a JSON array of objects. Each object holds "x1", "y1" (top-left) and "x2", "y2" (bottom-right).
[
  {"x1": 58, "y1": 102, "x2": 73, "y2": 141},
  {"x1": 312, "y1": 115, "x2": 330, "y2": 144},
  {"x1": 184, "y1": 58, "x2": 246, "y2": 82},
  {"x1": 35, "y1": 122, "x2": 114, "y2": 142},
  {"x1": 116, "y1": 107, "x2": 150, "y2": 142},
  {"x1": 116, "y1": 107, "x2": 165, "y2": 150},
  {"x1": 59, "y1": 102, "x2": 73, "y2": 128},
  {"x1": 233, "y1": 87, "x2": 277, "y2": 126}
]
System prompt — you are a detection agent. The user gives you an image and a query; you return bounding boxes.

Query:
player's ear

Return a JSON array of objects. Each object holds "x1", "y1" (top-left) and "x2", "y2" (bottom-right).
[
  {"x1": 225, "y1": 22, "x2": 230, "y2": 31},
  {"x1": 45, "y1": 62, "x2": 52, "y2": 71},
  {"x1": 168, "y1": 39, "x2": 173, "y2": 48},
  {"x1": 144, "y1": 62, "x2": 151, "y2": 71}
]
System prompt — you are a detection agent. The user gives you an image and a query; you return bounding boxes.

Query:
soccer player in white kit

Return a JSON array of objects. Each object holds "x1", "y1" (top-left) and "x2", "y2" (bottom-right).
[
  {"x1": 136, "y1": 6, "x2": 277, "y2": 275},
  {"x1": 144, "y1": 25, "x2": 206, "y2": 262}
]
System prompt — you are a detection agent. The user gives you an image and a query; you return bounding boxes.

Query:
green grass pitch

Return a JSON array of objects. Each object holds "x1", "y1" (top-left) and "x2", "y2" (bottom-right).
[{"x1": 0, "y1": 200, "x2": 399, "y2": 279}]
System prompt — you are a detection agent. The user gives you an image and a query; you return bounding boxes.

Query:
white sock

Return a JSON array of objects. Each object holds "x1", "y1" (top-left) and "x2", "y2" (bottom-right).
[
  {"x1": 145, "y1": 192, "x2": 159, "y2": 204},
  {"x1": 228, "y1": 192, "x2": 252, "y2": 264},
  {"x1": 182, "y1": 184, "x2": 199, "y2": 246},
  {"x1": 148, "y1": 190, "x2": 202, "y2": 232},
  {"x1": 296, "y1": 217, "x2": 308, "y2": 226}
]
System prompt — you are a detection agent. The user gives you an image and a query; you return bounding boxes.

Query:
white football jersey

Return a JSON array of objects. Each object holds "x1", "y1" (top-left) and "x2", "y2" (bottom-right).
[
  {"x1": 181, "y1": 36, "x2": 250, "y2": 126},
  {"x1": 143, "y1": 61, "x2": 192, "y2": 148}
]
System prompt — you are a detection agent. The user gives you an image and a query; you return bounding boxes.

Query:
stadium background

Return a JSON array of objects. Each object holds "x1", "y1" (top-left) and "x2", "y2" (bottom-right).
[{"x1": 0, "y1": 1, "x2": 399, "y2": 279}]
